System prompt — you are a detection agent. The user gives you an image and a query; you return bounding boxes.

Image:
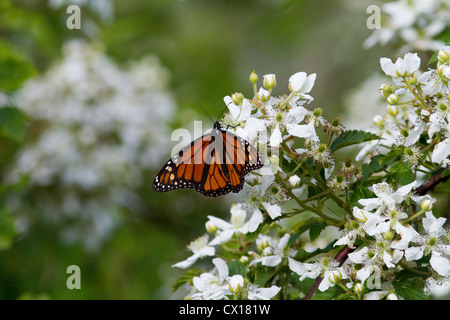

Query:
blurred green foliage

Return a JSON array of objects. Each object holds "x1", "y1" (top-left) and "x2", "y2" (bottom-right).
[{"x1": 0, "y1": 0, "x2": 401, "y2": 299}]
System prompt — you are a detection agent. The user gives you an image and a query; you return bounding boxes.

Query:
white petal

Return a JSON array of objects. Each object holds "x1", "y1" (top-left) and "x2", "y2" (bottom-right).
[
  {"x1": 246, "y1": 209, "x2": 264, "y2": 233},
  {"x1": 301, "y1": 74, "x2": 316, "y2": 94},
  {"x1": 238, "y1": 99, "x2": 252, "y2": 122},
  {"x1": 289, "y1": 72, "x2": 307, "y2": 92},
  {"x1": 209, "y1": 229, "x2": 235, "y2": 246},
  {"x1": 207, "y1": 215, "x2": 232, "y2": 230},
  {"x1": 405, "y1": 246, "x2": 424, "y2": 261},
  {"x1": 422, "y1": 211, "x2": 447, "y2": 234},
  {"x1": 380, "y1": 57, "x2": 396, "y2": 77},
  {"x1": 269, "y1": 124, "x2": 283, "y2": 147},
  {"x1": 261, "y1": 255, "x2": 282, "y2": 267},
  {"x1": 262, "y1": 202, "x2": 282, "y2": 219},
  {"x1": 431, "y1": 138, "x2": 450, "y2": 163},
  {"x1": 247, "y1": 285, "x2": 280, "y2": 300},
  {"x1": 288, "y1": 258, "x2": 309, "y2": 276},
  {"x1": 430, "y1": 252, "x2": 450, "y2": 276},
  {"x1": 212, "y1": 257, "x2": 229, "y2": 281},
  {"x1": 286, "y1": 121, "x2": 317, "y2": 139}
]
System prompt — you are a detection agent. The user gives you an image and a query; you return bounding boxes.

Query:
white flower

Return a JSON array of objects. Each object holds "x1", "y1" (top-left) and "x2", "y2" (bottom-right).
[
  {"x1": 208, "y1": 204, "x2": 263, "y2": 246},
  {"x1": 289, "y1": 256, "x2": 347, "y2": 292},
  {"x1": 190, "y1": 258, "x2": 231, "y2": 300},
  {"x1": 405, "y1": 212, "x2": 450, "y2": 276},
  {"x1": 288, "y1": 72, "x2": 316, "y2": 101},
  {"x1": 9, "y1": 40, "x2": 176, "y2": 250},
  {"x1": 224, "y1": 96, "x2": 253, "y2": 123},
  {"x1": 172, "y1": 234, "x2": 215, "y2": 269},
  {"x1": 251, "y1": 233, "x2": 296, "y2": 267},
  {"x1": 358, "y1": 181, "x2": 417, "y2": 212},
  {"x1": 380, "y1": 53, "x2": 421, "y2": 79}
]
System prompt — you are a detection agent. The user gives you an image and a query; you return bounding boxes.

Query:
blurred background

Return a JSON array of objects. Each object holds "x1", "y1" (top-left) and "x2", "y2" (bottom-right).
[{"x1": 0, "y1": 0, "x2": 447, "y2": 299}]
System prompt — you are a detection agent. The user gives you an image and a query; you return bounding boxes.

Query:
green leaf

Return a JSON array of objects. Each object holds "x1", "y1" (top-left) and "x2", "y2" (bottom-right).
[
  {"x1": 330, "y1": 130, "x2": 379, "y2": 152},
  {"x1": 378, "y1": 147, "x2": 403, "y2": 166},
  {"x1": 390, "y1": 161, "x2": 414, "y2": 185},
  {"x1": 0, "y1": 209, "x2": 16, "y2": 250},
  {"x1": 311, "y1": 284, "x2": 344, "y2": 300},
  {"x1": 393, "y1": 279, "x2": 427, "y2": 300},
  {"x1": 349, "y1": 182, "x2": 376, "y2": 206},
  {"x1": 227, "y1": 260, "x2": 247, "y2": 277},
  {"x1": 361, "y1": 155, "x2": 384, "y2": 180},
  {"x1": 289, "y1": 218, "x2": 326, "y2": 246},
  {"x1": 0, "y1": 106, "x2": 29, "y2": 141},
  {"x1": 309, "y1": 221, "x2": 327, "y2": 241},
  {"x1": 0, "y1": 46, "x2": 36, "y2": 92},
  {"x1": 172, "y1": 268, "x2": 203, "y2": 292},
  {"x1": 252, "y1": 267, "x2": 277, "y2": 287}
]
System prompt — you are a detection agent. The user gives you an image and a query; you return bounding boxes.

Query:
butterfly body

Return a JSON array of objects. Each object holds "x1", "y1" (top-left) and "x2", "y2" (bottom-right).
[{"x1": 153, "y1": 122, "x2": 263, "y2": 197}]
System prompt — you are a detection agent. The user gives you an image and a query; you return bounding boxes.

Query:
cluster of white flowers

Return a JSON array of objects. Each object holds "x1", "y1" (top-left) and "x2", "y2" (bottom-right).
[
  {"x1": 7, "y1": 40, "x2": 176, "y2": 250},
  {"x1": 364, "y1": 0, "x2": 450, "y2": 52},
  {"x1": 357, "y1": 50, "x2": 450, "y2": 166},
  {"x1": 173, "y1": 58, "x2": 450, "y2": 299}
]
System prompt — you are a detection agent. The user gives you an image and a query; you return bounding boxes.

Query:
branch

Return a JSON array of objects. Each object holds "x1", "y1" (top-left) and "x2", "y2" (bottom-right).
[
  {"x1": 304, "y1": 245, "x2": 354, "y2": 300},
  {"x1": 414, "y1": 166, "x2": 450, "y2": 195}
]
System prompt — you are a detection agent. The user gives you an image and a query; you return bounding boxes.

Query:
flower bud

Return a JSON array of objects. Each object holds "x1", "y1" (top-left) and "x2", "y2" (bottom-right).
[
  {"x1": 239, "y1": 255, "x2": 249, "y2": 264},
  {"x1": 231, "y1": 92, "x2": 244, "y2": 105},
  {"x1": 354, "y1": 283, "x2": 364, "y2": 295},
  {"x1": 387, "y1": 94, "x2": 399, "y2": 106},
  {"x1": 256, "y1": 236, "x2": 270, "y2": 252},
  {"x1": 437, "y1": 65, "x2": 447, "y2": 78},
  {"x1": 263, "y1": 74, "x2": 277, "y2": 90},
  {"x1": 386, "y1": 293, "x2": 398, "y2": 300},
  {"x1": 387, "y1": 105, "x2": 398, "y2": 117},
  {"x1": 382, "y1": 231, "x2": 394, "y2": 241},
  {"x1": 289, "y1": 175, "x2": 301, "y2": 188},
  {"x1": 373, "y1": 115, "x2": 384, "y2": 127},
  {"x1": 421, "y1": 199, "x2": 432, "y2": 211},
  {"x1": 380, "y1": 84, "x2": 391, "y2": 98},
  {"x1": 205, "y1": 220, "x2": 218, "y2": 233},
  {"x1": 313, "y1": 107, "x2": 323, "y2": 117},
  {"x1": 229, "y1": 275, "x2": 244, "y2": 293},
  {"x1": 408, "y1": 76, "x2": 418, "y2": 86},
  {"x1": 438, "y1": 48, "x2": 450, "y2": 64},
  {"x1": 269, "y1": 154, "x2": 279, "y2": 173},
  {"x1": 249, "y1": 70, "x2": 258, "y2": 84},
  {"x1": 328, "y1": 270, "x2": 342, "y2": 284},
  {"x1": 257, "y1": 87, "x2": 270, "y2": 102}
]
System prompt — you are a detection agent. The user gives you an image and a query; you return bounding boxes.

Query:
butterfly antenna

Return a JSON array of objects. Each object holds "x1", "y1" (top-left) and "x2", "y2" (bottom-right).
[
  {"x1": 215, "y1": 104, "x2": 229, "y2": 123},
  {"x1": 200, "y1": 105, "x2": 215, "y2": 124}
]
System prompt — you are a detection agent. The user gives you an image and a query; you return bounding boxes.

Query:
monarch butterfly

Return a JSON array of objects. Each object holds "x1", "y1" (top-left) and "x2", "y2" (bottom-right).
[{"x1": 153, "y1": 120, "x2": 263, "y2": 197}]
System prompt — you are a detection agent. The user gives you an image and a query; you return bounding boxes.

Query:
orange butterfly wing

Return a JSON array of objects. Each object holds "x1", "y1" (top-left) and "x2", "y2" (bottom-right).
[{"x1": 153, "y1": 123, "x2": 263, "y2": 197}]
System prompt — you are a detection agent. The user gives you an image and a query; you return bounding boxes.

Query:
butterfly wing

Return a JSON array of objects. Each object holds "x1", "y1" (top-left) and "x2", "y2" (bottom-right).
[{"x1": 153, "y1": 127, "x2": 263, "y2": 197}]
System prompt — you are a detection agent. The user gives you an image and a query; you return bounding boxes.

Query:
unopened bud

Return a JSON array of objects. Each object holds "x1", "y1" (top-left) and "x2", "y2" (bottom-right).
[
  {"x1": 250, "y1": 70, "x2": 258, "y2": 84},
  {"x1": 387, "y1": 94, "x2": 399, "y2": 106},
  {"x1": 328, "y1": 270, "x2": 342, "y2": 284},
  {"x1": 438, "y1": 48, "x2": 450, "y2": 64},
  {"x1": 354, "y1": 283, "x2": 364, "y2": 295},
  {"x1": 263, "y1": 74, "x2": 277, "y2": 90},
  {"x1": 206, "y1": 220, "x2": 217, "y2": 233},
  {"x1": 421, "y1": 199, "x2": 432, "y2": 211},
  {"x1": 231, "y1": 92, "x2": 244, "y2": 105},
  {"x1": 229, "y1": 275, "x2": 244, "y2": 293}
]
